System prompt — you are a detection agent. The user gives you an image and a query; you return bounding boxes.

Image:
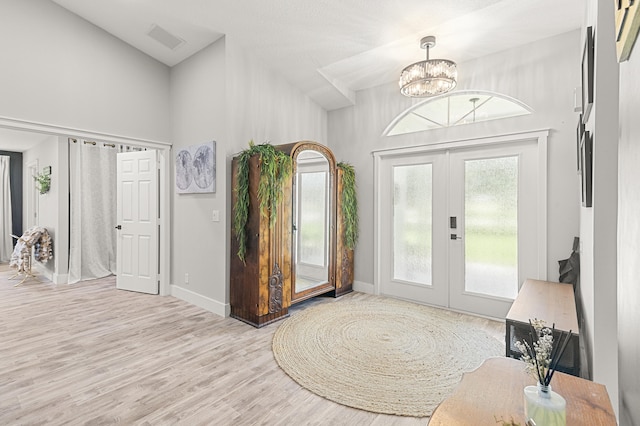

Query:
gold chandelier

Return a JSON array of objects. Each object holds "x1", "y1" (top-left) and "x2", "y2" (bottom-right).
[{"x1": 399, "y1": 36, "x2": 457, "y2": 97}]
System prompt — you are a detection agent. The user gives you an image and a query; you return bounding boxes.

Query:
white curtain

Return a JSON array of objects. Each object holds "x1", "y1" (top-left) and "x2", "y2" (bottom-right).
[
  {"x1": 0, "y1": 156, "x2": 12, "y2": 262},
  {"x1": 68, "y1": 141, "x2": 117, "y2": 283}
]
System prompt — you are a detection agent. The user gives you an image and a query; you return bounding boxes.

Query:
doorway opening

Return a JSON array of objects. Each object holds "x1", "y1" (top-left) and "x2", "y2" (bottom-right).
[{"x1": 0, "y1": 116, "x2": 171, "y2": 294}]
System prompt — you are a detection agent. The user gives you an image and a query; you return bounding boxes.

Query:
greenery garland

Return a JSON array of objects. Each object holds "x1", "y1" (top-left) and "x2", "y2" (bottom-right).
[
  {"x1": 233, "y1": 141, "x2": 292, "y2": 263},
  {"x1": 337, "y1": 162, "x2": 359, "y2": 250}
]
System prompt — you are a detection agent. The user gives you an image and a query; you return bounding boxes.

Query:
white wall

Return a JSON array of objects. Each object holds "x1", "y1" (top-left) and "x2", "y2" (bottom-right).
[
  {"x1": 617, "y1": 16, "x2": 640, "y2": 426},
  {"x1": 225, "y1": 36, "x2": 327, "y2": 147},
  {"x1": 579, "y1": 0, "x2": 620, "y2": 414},
  {"x1": 328, "y1": 31, "x2": 581, "y2": 291},
  {"x1": 169, "y1": 39, "x2": 228, "y2": 312},
  {"x1": 0, "y1": 0, "x2": 171, "y2": 142},
  {"x1": 169, "y1": 35, "x2": 327, "y2": 315},
  {"x1": 22, "y1": 136, "x2": 69, "y2": 283}
]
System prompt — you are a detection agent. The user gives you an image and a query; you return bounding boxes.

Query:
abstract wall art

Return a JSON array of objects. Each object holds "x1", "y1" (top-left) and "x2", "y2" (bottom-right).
[{"x1": 175, "y1": 141, "x2": 216, "y2": 194}]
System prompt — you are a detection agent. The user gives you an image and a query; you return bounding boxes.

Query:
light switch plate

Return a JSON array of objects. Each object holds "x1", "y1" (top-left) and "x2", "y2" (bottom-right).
[{"x1": 212, "y1": 210, "x2": 220, "y2": 222}]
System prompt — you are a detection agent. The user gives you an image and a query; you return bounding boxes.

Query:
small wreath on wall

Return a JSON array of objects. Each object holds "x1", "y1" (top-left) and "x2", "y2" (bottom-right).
[{"x1": 33, "y1": 171, "x2": 51, "y2": 194}]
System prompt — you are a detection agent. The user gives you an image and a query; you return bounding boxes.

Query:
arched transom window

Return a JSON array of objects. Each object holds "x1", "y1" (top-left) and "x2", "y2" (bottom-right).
[{"x1": 384, "y1": 90, "x2": 533, "y2": 136}]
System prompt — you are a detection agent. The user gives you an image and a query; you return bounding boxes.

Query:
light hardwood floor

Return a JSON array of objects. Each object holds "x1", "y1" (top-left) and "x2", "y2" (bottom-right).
[{"x1": 0, "y1": 264, "x2": 504, "y2": 425}]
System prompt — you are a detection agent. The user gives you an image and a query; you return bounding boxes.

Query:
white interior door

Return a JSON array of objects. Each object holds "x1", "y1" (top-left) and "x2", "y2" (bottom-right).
[
  {"x1": 116, "y1": 150, "x2": 158, "y2": 294},
  {"x1": 377, "y1": 136, "x2": 544, "y2": 318}
]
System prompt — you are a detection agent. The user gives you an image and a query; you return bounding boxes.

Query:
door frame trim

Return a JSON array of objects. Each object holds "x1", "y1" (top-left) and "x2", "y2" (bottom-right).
[
  {"x1": 25, "y1": 159, "x2": 39, "y2": 229},
  {"x1": 0, "y1": 115, "x2": 172, "y2": 295},
  {"x1": 373, "y1": 129, "x2": 548, "y2": 298}
]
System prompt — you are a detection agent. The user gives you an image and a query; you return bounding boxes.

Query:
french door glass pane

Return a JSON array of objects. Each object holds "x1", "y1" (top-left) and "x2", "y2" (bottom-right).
[
  {"x1": 393, "y1": 164, "x2": 432, "y2": 285},
  {"x1": 464, "y1": 156, "x2": 518, "y2": 299}
]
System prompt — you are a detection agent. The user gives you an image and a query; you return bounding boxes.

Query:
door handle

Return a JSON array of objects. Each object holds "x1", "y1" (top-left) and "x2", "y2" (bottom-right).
[
  {"x1": 115, "y1": 225, "x2": 122, "y2": 230},
  {"x1": 450, "y1": 233, "x2": 462, "y2": 240}
]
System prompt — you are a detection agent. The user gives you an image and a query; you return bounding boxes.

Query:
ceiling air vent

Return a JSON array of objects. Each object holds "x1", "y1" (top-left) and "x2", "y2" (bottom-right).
[{"x1": 147, "y1": 24, "x2": 185, "y2": 50}]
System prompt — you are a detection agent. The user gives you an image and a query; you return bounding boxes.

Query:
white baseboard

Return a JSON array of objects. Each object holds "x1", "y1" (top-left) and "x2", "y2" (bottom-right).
[
  {"x1": 33, "y1": 263, "x2": 55, "y2": 283},
  {"x1": 353, "y1": 280, "x2": 375, "y2": 294},
  {"x1": 171, "y1": 285, "x2": 230, "y2": 317},
  {"x1": 32, "y1": 263, "x2": 68, "y2": 285},
  {"x1": 619, "y1": 402, "x2": 632, "y2": 426}
]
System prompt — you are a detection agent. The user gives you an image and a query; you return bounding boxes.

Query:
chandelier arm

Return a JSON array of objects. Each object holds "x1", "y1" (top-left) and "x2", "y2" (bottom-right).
[{"x1": 452, "y1": 97, "x2": 494, "y2": 125}]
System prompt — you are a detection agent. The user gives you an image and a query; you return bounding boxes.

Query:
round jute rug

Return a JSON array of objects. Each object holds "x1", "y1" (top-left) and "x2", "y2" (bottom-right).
[{"x1": 272, "y1": 297, "x2": 503, "y2": 417}]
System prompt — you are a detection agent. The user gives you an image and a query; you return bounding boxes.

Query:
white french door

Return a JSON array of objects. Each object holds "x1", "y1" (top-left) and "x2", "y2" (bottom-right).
[
  {"x1": 376, "y1": 133, "x2": 546, "y2": 319},
  {"x1": 448, "y1": 142, "x2": 540, "y2": 317},
  {"x1": 379, "y1": 152, "x2": 448, "y2": 307},
  {"x1": 116, "y1": 150, "x2": 159, "y2": 294}
]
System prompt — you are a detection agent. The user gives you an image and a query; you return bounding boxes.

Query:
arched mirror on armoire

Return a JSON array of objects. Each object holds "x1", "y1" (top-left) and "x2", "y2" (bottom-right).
[
  {"x1": 230, "y1": 141, "x2": 355, "y2": 327},
  {"x1": 291, "y1": 144, "x2": 336, "y2": 303}
]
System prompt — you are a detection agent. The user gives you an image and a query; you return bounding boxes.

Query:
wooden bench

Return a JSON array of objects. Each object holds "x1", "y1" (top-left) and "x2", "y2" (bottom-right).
[{"x1": 505, "y1": 278, "x2": 580, "y2": 376}]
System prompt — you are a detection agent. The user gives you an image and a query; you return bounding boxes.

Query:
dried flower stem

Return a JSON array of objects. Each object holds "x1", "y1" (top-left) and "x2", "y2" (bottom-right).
[{"x1": 514, "y1": 318, "x2": 572, "y2": 386}]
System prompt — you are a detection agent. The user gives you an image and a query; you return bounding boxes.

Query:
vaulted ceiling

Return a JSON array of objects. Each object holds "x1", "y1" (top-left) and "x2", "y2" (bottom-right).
[
  {"x1": 49, "y1": 0, "x2": 584, "y2": 111},
  {"x1": 0, "y1": 0, "x2": 585, "y2": 149}
]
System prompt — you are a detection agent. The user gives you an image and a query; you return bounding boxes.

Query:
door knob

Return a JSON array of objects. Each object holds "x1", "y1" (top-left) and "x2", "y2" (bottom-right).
[
  {"x1": 450, "y1": 233, "x2": 462, "y2": 240},
  {"x1": 115, "y1": 225, "x2": 122, "y2": 230}
]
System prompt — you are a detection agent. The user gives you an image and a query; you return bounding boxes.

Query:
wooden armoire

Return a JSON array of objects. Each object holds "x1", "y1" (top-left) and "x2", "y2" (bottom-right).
[{"x1": 230, "y1": 141, "x2": 354, "y2": 327}]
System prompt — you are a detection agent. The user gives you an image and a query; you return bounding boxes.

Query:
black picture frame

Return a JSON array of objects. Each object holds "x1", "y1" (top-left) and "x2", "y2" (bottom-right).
[
  {"x1": 582, "y1": 26, "x2": 594, "y2": 124},
  {"x1": 581, "y1": 130, "x2": 593, "y2": 207},
  {"x1": 576, "y1": 114, "x2": 584, "y2": 174}
]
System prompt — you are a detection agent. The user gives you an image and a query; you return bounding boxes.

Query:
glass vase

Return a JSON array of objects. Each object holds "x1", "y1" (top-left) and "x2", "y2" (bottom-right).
[{"x1": 523, "y1": 383, "x2": 566, "y2": 426}]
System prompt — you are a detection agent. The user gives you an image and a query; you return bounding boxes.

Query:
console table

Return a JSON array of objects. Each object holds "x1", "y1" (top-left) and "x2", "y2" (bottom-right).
[
  {"x1": 505, "y1": 279, "x2": 580, "y2": 376},
  {"x1": 429, "y1": 357, "x2": 616, "y2": 425}
]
